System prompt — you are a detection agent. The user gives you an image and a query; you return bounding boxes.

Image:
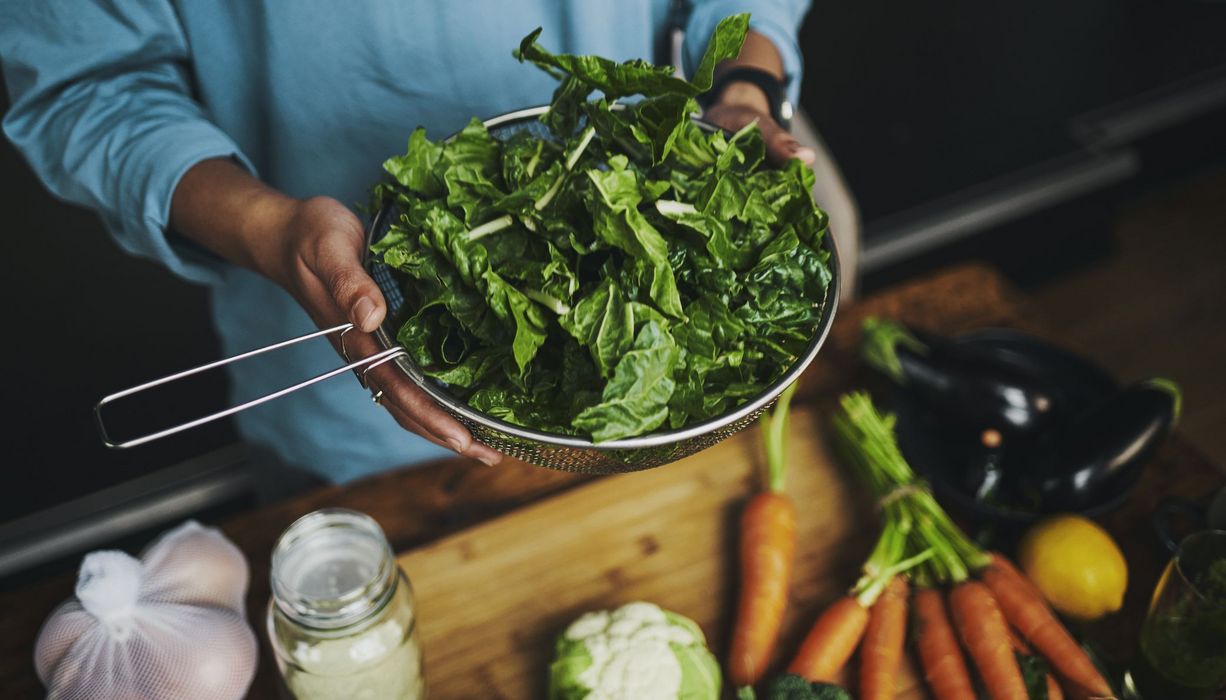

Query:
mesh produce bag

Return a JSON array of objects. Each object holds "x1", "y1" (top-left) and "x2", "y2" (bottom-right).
[{"x1": 34, "y1": 521, "x2": 257, "y2": 700}]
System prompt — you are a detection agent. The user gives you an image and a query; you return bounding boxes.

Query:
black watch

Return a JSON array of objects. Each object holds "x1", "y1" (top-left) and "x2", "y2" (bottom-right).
[{"x1": 701, "y1": 67, "x2": 793, "y2": 129}]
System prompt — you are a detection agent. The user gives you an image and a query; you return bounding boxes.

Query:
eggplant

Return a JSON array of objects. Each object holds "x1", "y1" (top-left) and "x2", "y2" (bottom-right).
[
  {"x1": 1020, "y1": 378, "x2": 1181, "y2": 511},
  {"x1": 862, "y1": 318, "x2": 1061, "y2": 435}
]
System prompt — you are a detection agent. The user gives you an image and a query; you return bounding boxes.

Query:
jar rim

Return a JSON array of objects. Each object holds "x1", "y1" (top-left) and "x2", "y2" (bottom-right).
[{"x1": 270, "y1": 508, "x2": 397, "y2": 629}]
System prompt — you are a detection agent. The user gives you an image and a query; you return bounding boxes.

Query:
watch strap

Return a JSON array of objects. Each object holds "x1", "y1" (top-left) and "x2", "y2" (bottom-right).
[{"x1": 701, "y1": 66, "x2": 790, "y2": 127}]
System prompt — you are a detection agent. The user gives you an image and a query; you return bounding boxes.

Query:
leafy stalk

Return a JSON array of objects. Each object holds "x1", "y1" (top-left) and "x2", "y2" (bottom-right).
[
  {"x1": 535, "y1": 126, "x2": 595, "y2": 211},
  {"x1": 761, "y1": 383, "x2": 798, "y2": 493},
  {"x1": 860, "y1": 318, "x2": 926, "y2": 383},
  {"x1": 833, "y1": 392, "x2": 990, "y2": 586},
  {"x1": 466, "y1": 214, "x2": 514, "y2": 240}
]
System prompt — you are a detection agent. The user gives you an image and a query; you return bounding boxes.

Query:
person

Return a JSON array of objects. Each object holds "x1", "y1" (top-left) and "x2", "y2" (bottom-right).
[{"x1": 1, "y1": 1, "x2": 846, "y2": 483}]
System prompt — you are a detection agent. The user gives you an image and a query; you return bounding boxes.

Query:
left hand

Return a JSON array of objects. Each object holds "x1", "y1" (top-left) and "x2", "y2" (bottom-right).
[{"x1": 702, "y1": 81, "x2": 816, "y2": 167}]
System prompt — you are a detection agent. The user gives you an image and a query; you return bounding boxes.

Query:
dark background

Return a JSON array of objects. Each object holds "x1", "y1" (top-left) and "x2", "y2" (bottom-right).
[{"x1": 1, "y1": 0, "x2": 1225, "y2": 571}]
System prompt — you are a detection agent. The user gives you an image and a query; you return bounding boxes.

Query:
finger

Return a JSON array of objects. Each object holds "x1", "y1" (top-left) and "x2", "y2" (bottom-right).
[
  {"x1": 381, "y1": 399, "x2": 453, "y2": 450},
  {"x1": 379, "y1": 378, "x2": 504, "y2": 466},
  {"x1": 306, "y1": 231, "x2": 387, "y2": 333},
  {"x1": 759, "y1": 120, "x2": 817, "y2": 167},
  {"x1": 366, "y1": 361, "x2": 491, "y2": 457}
]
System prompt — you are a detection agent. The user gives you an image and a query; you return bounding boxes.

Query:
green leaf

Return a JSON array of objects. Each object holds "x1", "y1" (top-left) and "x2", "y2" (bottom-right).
[
  {"x1": 1016, "y1": 651, "x2": 1052, "y2": 700},
  {"x1": 383, "y1": 127, "x2": 444, "y2": 198},
  {"x1": 764, "y1": 674, "x2": 852, "y2": 700},
  {"x1": 585, "y1": 165, "x2": 684, "y2": 317},
  {"x1": 573, "y1": 320, "x2": 679, "y2": 441},
  {"x1": 689, "y1": 14, "x2": 751, "y2": 93},
  {"x1": 558, "y1": 278, "x2": 634, "y2": 379}
]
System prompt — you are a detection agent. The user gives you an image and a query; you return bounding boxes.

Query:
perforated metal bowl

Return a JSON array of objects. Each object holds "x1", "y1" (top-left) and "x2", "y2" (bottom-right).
[{"x1": 363, "y1": 106, "x2": 841, "y2": 474}]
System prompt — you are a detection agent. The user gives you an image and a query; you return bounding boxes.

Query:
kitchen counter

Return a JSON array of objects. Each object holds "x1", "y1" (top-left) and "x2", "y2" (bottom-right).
[{"x1": 2, "y1": 263, "x2": 1222, "y2": 698}]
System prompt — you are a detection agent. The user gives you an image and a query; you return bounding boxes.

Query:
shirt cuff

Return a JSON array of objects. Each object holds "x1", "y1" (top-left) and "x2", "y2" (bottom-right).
[
  {"x1": 683, "y1": 1, "x2": 810, "y2": 106},
  {"x1": 100, "y1": 120, "x2": 258, "y2": 286}
]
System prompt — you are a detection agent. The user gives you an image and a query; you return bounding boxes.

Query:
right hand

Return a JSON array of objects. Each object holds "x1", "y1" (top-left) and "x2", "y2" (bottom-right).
[{"x1": 260, "y1": 196, "x2": 504, "y2": 466}]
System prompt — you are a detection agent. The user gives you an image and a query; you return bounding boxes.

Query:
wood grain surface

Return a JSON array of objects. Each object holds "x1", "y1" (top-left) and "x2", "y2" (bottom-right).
[
  {"x1": 0, "y1": 264, "x2": 1220, "y2": 699},
  {"x1": 400, "y1": 405, "x2": 916, "y2": 699}
]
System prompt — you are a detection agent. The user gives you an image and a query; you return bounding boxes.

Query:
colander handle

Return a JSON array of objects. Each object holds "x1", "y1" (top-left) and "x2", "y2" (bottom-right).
[{"x1": 95, "y1": 323, "x2": 405, "y2": 449}]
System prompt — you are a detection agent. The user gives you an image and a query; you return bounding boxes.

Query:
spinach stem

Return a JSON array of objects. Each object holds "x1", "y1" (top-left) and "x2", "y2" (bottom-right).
[
  {"x1": 655, "y1": 199, "x2": 698, "y2": 217},
  {"x1": 535, "y1": 126, "x2": 595, "y2": 211},
  {"x1": 521, "y1": 287, "x2": 571, "y2": 315},
  {"x1": 565, "y1": 126, "x2": 597, "y2": 170},
  {"x1": 466, "y1": 214, "x2": 514, "y2": 241},
  {"x1": 524, "y1": 140, "x2": 543, "y2": 178}
]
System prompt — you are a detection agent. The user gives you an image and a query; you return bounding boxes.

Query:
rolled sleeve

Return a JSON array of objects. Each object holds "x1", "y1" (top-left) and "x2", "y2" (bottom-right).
[
  {"x1": 0, "y1": 1, "x2": 256, "y2": 285},
  {"x1": 683, "y1": 0, "x2": 812, "y2": 105}
]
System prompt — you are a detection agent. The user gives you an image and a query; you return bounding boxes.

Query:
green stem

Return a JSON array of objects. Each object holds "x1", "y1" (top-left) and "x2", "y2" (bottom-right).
[
  {"x1": 466, "y1": 214, "x2": 514, "y2": 241},
  {"x1": 534, "y1": 126, "x2": 596, "y2": 212},
  {"x1": 855, "y1": 548, "x2": 934, "y2": 607},
  {"x1": 520, "y1": 287, "x2": 571, "y2": 315},
  {"x1": 1144, "y1": 377, "x2": 1182, "y2": 425},
  {"x1": 655, "y1": 199, "x2": 698, "y2": 217},
  {"x1": 860, "y1": 318, "x2": 926, "y2": 383},
  {"x1": 762, "y1": 383, "x2": 798, "y2": 493},
  {"x1": 564, "y1": 126, "x2": 597, "y2": 170},
  {"x1": 524, "y1": 140, "x2": 543, "y2": 178}
]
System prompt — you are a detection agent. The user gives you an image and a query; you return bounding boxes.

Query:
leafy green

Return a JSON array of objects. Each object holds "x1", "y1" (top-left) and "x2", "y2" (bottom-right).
[
  {"x1": 762, "y1": 674, "x2": 851, "y2": 700},
  {"x1": 1016, "y1": 652, "x2": 1053, "y2": 700},
  {"x1": 371, "y1": 15, "x2": 831, "y2": 441}
]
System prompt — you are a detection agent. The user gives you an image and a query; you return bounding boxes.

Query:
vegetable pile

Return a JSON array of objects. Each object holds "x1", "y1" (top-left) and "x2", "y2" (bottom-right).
[
  {"x1": 730, "y1": 392, "x2": 1119, "y2": 700},
  {"x1": 371, "y1": 15, "x2": 832, "y2": 441}
]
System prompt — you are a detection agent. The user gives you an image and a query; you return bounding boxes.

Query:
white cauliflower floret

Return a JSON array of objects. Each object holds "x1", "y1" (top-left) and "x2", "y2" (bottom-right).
[{"x1": 549, "y1": 602, "x2": 720, "y2": 700}]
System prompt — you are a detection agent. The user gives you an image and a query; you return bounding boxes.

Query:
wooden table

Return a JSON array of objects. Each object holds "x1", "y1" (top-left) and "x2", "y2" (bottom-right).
[{"x1": 2, "y1": 264, "x2": 1221, "y2": 698}]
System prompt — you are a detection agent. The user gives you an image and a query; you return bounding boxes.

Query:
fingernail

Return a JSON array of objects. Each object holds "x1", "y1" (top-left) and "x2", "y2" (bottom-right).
[
  {"x1": 447, "y1": 437, "x2": 466, "y2": 454},
  {"x1": 793, "y1": 146, "x2": 817, "y2": 164},
  {"x1": 352, "y1": 297, "x2": 376, "y2": 329},
  {"x1": 477, "y1": 454, "x2": 499, "y2": 467}
]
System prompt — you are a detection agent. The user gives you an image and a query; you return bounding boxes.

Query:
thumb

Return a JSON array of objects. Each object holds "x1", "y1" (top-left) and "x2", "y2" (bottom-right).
[{"x1": 308, "y1": 232, "x2": 387, "y2": 333}]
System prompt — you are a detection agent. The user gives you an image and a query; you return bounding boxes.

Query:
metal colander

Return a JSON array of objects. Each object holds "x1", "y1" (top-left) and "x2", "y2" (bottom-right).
[
  {"x1": 363, "y1": 106, "x2": 841, "y2": 473},
  {"x1": 95, "y1": 106, "x2": 840, "y2": 474}
]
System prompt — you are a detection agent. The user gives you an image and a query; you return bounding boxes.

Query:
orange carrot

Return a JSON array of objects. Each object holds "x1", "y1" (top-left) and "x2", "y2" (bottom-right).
[
  {"x1": 982, "y1": 554, "x2": 1112, "y2": 698},
  {"x1": 1007, "y1": 626, "x2": 1064, "y2": 700},
  {"x1": 730, "y1": 383, "x2": 799, "y2": 689},
  {"x1": 786, "y1": 595, "x2": 870, "y2": 682},
  {"x1": 859, "y1": 576, "x2": 909, "y2": 700},
  {"x1": 913, "y1": 587, "x2": 976, "y2": 700},
  {"x1": 728, "y1": 491, "x2": 797, "y2": 686},
  {"x1": 949, "y1": 581, "x2": 1028, "y2": 700}
]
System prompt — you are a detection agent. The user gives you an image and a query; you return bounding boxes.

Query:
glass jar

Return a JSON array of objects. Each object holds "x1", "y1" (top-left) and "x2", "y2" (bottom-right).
[{"x1": 267, "y1": 508, "x2": 424, "y2": 700}]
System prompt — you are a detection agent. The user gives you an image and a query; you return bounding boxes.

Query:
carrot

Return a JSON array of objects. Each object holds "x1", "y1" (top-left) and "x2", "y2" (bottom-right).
[
  {"x1": 859, "y1": 576, "x2": 909, "y2": 700},
  {"x1": 949, "y1": 581, "x2": 1028, "y2": 700},
  {"x1": 728, "y1": 491, "x2": 796, "y2": 686},
  {"x1": 913, "y1": 587, "x2": 976, "y2": 700},
  {"x1": 786, "y1": 595, "x2": 870, "y2": 682},
  {"x1": 1007, "y1": 626, "x2": 1063, "y2": 700},
  {"x1": 982, "y1": 554, "x2": 1113, "y2": 698},
  {"x1": 729, "y1": 384, "x2": 798, "y2": 689}
]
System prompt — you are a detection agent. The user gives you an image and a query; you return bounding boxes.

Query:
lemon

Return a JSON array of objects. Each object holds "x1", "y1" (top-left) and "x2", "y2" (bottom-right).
[{"x1": 1017, "y1": 514, "x2": 1128, "y2": 621}]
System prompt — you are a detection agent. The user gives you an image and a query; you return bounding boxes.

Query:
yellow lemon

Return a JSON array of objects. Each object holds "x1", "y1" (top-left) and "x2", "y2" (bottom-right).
[{"x1": 1017, "y1": 514, "x2": 1128, "y2": 621}]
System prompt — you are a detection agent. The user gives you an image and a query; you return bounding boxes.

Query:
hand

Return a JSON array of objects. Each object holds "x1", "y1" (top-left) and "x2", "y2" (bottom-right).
[
  {"x1": 260, "y1": 195, "x2": 504, "y2": 466},
  {"x1": 702, "y1": 81, "x2": 816, "y2": 167}
]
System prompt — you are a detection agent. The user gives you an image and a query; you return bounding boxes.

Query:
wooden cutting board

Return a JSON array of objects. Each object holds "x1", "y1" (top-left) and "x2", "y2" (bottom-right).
[{"x1": 398, "y1": 406, "x2": 930, "y2": 699}]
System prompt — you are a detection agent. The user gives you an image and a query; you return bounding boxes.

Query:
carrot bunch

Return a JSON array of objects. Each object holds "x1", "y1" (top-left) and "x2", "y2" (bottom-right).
[{"x1": 817, "y1": 392, "x2": 1117, "y2": 700}]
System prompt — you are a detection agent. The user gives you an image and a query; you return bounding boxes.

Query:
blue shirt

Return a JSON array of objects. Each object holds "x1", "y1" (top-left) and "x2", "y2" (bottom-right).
[{"x1": 1, "y1": 0, "x2": 809, "y2": 482}]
